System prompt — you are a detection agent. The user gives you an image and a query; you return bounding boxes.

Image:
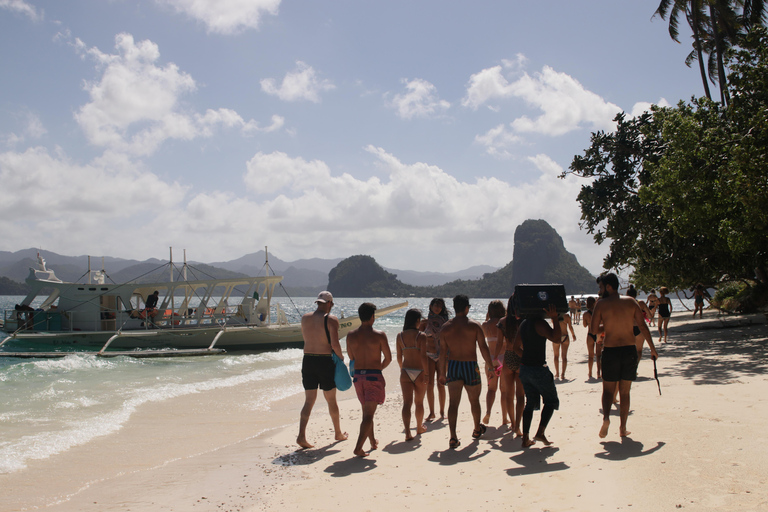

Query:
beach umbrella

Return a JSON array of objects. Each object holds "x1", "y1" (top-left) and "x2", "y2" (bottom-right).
[{"x1": 653, "y1": 357, "x2": 661, "y2": 395}]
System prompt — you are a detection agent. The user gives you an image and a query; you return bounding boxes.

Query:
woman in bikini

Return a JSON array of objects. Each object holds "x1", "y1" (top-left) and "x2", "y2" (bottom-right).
[
  {"x1": 582, "y1": 296, "x2": 599, "y2": 379},
  {"x1": 553, "y1": 312, "x2": 576, "y2": 380},
  {"x1": 422, "y1": 298, "x2": 449, "y2": 421},
  {"x1": 397, "y1": 308, "x2": 429, "y2": 441},
  {"x1": 646, "y1": 289, "x2": 659, "y2": 326},
  {"x1": 693, "y1": 283, "x2": 706, "y2": 319},
  {"x1": 657, "y1": 286, "x2": 673, "y2": 343},
  {"x1": 481, "y1": 300, "x2": 507, "y2": 425},
  {"x1": 497, "y1": 294, "x2": 525, "y2": 437}
]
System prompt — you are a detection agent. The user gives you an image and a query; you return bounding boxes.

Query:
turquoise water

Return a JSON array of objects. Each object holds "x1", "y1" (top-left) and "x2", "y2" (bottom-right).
[
  {"x1": 0, "y1": 296, "x2": 436, "y2": 474},
  {"x1": 0, "y1": 294, "x2": 695, "y2": 474}
]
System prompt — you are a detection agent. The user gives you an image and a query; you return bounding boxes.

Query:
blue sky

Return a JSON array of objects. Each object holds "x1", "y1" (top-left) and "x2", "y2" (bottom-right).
[{"x1": 0, "y1": 0, "x2": 702, "y2": 274}]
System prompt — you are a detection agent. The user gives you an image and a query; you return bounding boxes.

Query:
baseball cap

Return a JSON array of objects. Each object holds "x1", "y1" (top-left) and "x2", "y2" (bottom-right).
[{"x1": 315, "y1": 291, "x2": 334, "y2": 304}]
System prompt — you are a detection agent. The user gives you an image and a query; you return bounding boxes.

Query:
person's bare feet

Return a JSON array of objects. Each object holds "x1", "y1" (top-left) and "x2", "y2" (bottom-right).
[
  {"x1": 370, "y1": 438, "x2": 378, "y2": 449},
  {"x1": 482, "y1": 413, "x2": 491, "y2": 424},
  {"x1": 354, "y1": 449, "x2": 369, "y2": 457},
  {"x1": 296, "y1": 437, "x2": 314, "y2": 449},
  {"x1": 534, "y1": 434, "x2": 552, "y2": 446},
  {"x1": 599, "y1": 419, "x2": 610, "y2": 438},
  {"x1": 522, "y1": 436, "x2": 535, "y2": 447},
  {"x1": 417, "y1": 424, "x2": 427, "y2": 435},
  {"x1": 620, "y1": 428, "x2": 631, "y2": 437},
  {"x1": 515, "y1": 429, "x2": 523, "y2": 438},
  {"x1": 335, "y1": 432, "x2": 349, "y2": 441},
  {"x1": 405, "y1": 432, "x2": 415, "y2": 441},
  {"x1": 426, "y1": 413, "x2": 436, "y2": 422}
]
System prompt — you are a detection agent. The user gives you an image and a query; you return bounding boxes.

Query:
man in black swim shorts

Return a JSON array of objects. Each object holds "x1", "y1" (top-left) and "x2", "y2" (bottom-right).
[
  {"x1": 590, "y1": 274, "x2": 658, "y2": 439},
  {"x1": 297, "y1": 291, "x2": 349, "y2": 449}
]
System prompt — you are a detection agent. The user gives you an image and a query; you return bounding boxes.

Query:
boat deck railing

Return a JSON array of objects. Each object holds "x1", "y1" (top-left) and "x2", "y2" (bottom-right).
[{"x1": 1, "y1": 302, "x2": 293, "y2": 335}]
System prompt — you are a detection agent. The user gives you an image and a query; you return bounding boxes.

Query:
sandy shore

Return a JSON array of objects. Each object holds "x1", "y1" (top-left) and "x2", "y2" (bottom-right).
[{"x1": 2, "y1": 308, "x2": 767, "y2": 512}]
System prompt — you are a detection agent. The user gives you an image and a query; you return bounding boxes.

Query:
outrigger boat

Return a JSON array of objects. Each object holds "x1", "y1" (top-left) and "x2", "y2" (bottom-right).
[{"x1": 0, "y1": 251, "x2": 407, "y2": 358}]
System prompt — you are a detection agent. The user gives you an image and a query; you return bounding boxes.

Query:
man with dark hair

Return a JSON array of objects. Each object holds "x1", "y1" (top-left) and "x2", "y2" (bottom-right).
[
  {"x1": 297, "y1": 291, "x2": 348, "y2": 449},
  {"x1": 438, "y1": 295, "x2": 495, "y2": 449},
  {"x1": 347, "y1": 302, "x2": 392, "y2": 457},
  {"x1": 590, "y1": 273, "x2": 658, "y2": 438},
  {"x1": 512, "y1": 304, "x2": 563, "y2": 447}
]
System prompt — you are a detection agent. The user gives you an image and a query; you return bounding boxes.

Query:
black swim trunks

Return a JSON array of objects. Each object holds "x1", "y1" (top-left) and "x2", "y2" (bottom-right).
[
  {"x1": 601, "y1": 345, "x2": 638, "y2": 382},
  {"x1": 302, "y1": 354, "x2": 336, "y2": 391}
]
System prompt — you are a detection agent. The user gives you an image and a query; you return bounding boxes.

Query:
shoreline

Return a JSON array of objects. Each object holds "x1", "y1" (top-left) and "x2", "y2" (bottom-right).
[{"x1": 1, "y1": 309, "x2": 766, "y2": 511}]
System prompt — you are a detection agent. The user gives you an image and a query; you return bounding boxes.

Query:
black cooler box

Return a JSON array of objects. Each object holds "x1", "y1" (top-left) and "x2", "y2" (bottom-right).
[{"x1": 514, "y1": 284, "x2": 569, "y2": 316}]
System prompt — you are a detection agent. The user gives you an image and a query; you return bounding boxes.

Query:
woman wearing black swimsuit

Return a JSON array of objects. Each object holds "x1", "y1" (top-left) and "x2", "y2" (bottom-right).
[{"x1": 657, "y1": 286, "x2": 672, "y2": 343}]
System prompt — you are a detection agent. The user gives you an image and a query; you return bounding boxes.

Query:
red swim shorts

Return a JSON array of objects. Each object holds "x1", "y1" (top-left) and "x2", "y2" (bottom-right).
[{"x1": 353, "y1": 370, "x2": 386, "y2": 405}]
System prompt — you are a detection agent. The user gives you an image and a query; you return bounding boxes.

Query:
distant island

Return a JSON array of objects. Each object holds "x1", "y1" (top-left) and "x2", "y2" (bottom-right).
[
  {"x1": 0, "y1": 219, "x2": 596, "y2": 298},
  {"x1": 327, "y1": 219, "x2": 596, "y2": 298}
]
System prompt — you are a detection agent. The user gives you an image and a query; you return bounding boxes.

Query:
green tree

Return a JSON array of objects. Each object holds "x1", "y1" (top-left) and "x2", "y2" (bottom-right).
[
  {"x1": 564, "y1": 28, "x2": 768, "y2": 290},
  {"x1": 654, "y1": 0, "x2": 766, "y2": 106}
]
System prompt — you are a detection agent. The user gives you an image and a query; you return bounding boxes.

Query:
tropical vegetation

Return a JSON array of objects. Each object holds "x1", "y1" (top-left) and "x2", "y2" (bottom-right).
[{"x1": 564, "y1": 26, "x2": 768, "y2": 310}]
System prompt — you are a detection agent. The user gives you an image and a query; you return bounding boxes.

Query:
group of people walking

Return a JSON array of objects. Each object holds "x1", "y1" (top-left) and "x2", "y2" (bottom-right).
[{"x1": 297, "y1": 275, "x2": 662, "y2": 456}]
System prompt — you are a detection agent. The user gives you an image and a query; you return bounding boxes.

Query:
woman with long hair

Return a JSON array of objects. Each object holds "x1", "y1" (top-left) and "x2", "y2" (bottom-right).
[
  {"x1": 657, "y1": 286, "x2": 672, "y2": 343},
  {"x1": 497, "y1": 294, "x2": 525, "y2": 436},
  {"x1": 482, "y1": 300, "x2": 507, "y2": 425},
  {"x1": 422, "y1": 298, "x2": 449, "y2": 421},
  {"x1": 397, "y1": 308, "x2": 429, "y2": 440}
]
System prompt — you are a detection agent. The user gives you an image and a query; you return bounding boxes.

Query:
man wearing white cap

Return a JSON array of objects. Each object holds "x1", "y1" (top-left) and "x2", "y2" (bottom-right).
[{"x1": 297, "y1": 291, "x2": 348, "y2": 448}]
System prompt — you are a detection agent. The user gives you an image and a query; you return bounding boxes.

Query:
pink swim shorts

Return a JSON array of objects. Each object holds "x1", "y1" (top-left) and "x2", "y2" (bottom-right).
[{"x1": 353, "y1": 370, "x2": 386, "y2": 405}]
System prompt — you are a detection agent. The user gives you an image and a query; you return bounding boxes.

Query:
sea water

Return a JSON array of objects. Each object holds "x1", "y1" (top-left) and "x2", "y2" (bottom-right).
[{"x1": 0, "y1": 294, "x2": 693, "y2": 474}]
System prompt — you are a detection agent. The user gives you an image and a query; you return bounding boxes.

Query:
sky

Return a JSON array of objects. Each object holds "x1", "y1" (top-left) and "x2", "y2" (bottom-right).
[{"x1": 0, "y1": 0, "x2": 704, "y2": 274}]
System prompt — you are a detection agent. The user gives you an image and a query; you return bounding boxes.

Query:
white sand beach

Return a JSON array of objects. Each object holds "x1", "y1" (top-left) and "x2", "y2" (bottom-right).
[{"x1": 2, "y1": 309, "x2": 766, "y2": 512}]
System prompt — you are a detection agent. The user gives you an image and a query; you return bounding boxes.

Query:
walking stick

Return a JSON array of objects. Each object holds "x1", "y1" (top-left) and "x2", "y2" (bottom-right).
[{"x1": 652, "y1": 357, "x2": 661, "y2": 395}]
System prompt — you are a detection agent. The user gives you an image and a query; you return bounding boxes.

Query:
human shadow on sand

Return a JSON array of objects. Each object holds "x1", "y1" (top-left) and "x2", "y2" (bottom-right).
[
  {"x1": 383, "y1": 437, "x2": 423, "y2": 455},
  {"x1": 427, "y1": 439, "x2": 491, "y2": 466},
  {"x1": 505, "y1": 446, "x2": 569, "y2": 477},
  {"x1": 654, "y1": 325, "x2": 768, "y2": 384},
  {"x1": 273, "y1": 440, "x2": 345, "y2": 467},
  {"x1": 323, "y1": 456, "x2": 378, "y2": 477},
  {"x1": 595, "y1": 438, "x2": 665, "y2": 461}
]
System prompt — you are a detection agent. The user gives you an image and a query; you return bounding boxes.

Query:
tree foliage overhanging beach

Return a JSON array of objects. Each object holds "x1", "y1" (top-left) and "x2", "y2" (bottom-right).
[{"x1": 563, "y1": 26, "x2": 768, "y2": 301}]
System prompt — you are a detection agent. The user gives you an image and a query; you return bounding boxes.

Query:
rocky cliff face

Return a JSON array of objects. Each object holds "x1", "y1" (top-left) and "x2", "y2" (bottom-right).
[
  {"x1": 327, "y1": 220, "x2": 597, "y2": 298},
  {"x1": 511, "y1": 219, "x2": 596, "y2": 294}
]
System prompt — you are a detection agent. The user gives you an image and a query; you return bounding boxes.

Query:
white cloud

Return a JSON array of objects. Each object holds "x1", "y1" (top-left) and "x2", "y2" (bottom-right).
[
  {"x1": 464, "y1": 59, "x2": 620, "y2": 136},
  {"x1": 261, "y1": 61, "x2": 335, "y2": 103},
  {"x1": 156, "y1": 0, "x2": 281, "y2": 34},
  {"x1": 629, "y1": 98, "x2": 672, "y2": 118},
  {"x1": 233, "y1": 146, "x2": 592, "y2": 270},
  {"x1": 0, "y1": 146, "x2": 187, "y2": 252},
  {"x1": 474, "y1": 124, "x2": 522, "y2": 158},
  {"x1": 0, "y1": 0, "x2": 42, "y2": 21},
  {"x1": 73, "y1": 33, "x2": 276, "y2": 156},
  {"x1": 2, "y1": 110, "x2": 46, "y2": 148},
  {"x1": 387, "y1": 78, "x2": 451, "y2": 120},
  {"x1": 0, "y1": 143, "x2": 604, "y2": 272}
]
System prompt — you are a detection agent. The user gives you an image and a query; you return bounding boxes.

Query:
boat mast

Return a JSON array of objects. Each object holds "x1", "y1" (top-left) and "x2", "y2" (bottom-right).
[
  {"x1": 87, "y1": 256, "x2": 91, "y2": 284},
  {"x1": 169, "y1": 247, "x2": 174, "y2": 314}
]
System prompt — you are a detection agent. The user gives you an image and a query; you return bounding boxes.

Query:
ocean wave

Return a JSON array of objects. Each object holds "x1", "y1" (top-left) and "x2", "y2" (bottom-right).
[{"x1": 0, "y1": 358, "x2": 303, "y2": 474}]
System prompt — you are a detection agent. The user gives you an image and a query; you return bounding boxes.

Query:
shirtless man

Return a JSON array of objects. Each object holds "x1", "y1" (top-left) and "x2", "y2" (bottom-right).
[
  {"x1": 590, "y1": 274, "x2": 658, "y2": 438},
  {"x1": 438, "y1": 295, "x2": 495, "y2": 449},
  {"x1": 297, "y1": 291, "x2": 348, "y2": 449},
  {"x1": 347, "y1": 302, "x2": 392, "y2": 457},
  {"x1": 568, "y1": 296, "x2": 579, "y2": 323}
]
